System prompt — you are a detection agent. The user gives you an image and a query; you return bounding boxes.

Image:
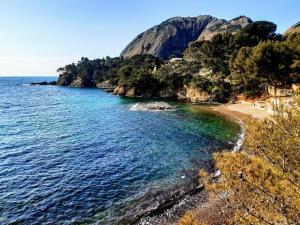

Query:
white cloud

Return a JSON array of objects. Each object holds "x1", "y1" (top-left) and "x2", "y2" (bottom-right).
[{"x1": 0, "y1": 57, "x2": 79, "y2": 76}]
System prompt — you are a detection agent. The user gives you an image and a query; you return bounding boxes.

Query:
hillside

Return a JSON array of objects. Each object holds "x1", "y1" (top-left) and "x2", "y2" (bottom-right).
[
  {"x1": 120, "y1": 15, "x2": 252, "y2": 59},
  {"x1": 57, "y1": 18, "x2": 300, "y2": 104},
  {"x1": 284, "y1": 21, "x2": 300, "y2": 36}
]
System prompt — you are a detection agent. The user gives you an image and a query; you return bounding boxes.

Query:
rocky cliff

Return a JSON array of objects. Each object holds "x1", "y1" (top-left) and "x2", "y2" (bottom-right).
[
  {"x1": 284, "y1": 21, "x2": 300, "y2": 36},
  {"x1": 198, "y1": 16, "x2": 252, "y2": 41},
  {"x1": 120, "y1": 15, "x2": 252, "y2": 59}
]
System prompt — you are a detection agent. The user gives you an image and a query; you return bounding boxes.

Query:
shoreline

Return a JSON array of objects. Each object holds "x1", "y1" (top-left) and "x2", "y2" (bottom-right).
[
  {"x1": 132, "y1": 103, "x2": 253, "y2": 225},
  {"x1": 135, "y1": 102, "x2": 273, "y2": 225},
  {"x1": 16, "y1": 83, "x2": 271, "y2": 224},
  {"x1": 211, "y1": 103, "x2": 272, "y2": 121}
]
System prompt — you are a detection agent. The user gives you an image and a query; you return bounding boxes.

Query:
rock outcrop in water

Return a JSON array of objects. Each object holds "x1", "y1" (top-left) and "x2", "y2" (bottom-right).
[
  {"x1": 31, "y1": 81, "x2": 57, "y2": 86},
  {"x1": 120, "y1": 15, "x2": 252, "y2": 59}
]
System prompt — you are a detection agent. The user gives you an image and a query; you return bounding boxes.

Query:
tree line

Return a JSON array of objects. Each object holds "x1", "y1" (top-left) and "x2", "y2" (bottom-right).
[{"x1": 57, "y1": 21, "x2": 300, "y2": 101}]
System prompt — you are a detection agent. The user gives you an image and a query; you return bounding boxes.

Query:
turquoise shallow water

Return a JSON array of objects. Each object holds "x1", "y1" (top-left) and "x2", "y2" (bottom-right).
[{"x1": 0, "y1": 77, "x2": 240, "y2": 225}]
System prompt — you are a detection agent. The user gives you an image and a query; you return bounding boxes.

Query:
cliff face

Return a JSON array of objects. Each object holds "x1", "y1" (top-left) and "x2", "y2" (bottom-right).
[
  {"x1": 284, "y1": 21, "x2": 300, "y2": 36},
  {"x1": 120, "y1": 15, "x2": 252, "y2": 59},
  {"x1": 198, "y1": 16, "x2": 252, "y2": 41},
  {"x1": 121, "y1": 15, "x2": 216, "y2": 59}
]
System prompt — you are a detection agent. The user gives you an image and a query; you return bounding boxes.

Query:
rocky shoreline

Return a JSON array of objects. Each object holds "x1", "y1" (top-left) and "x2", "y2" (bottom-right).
[
  {"x1": 30, "y1": 81, "x2": 57, "y2": 86},
  {"x1": 132, "y1": 119, "x2": 244, "y2": 225}
]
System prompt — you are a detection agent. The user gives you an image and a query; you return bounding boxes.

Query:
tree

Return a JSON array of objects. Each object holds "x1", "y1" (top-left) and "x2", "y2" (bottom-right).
[
  {"x1": 200, "y1": 97, "x2": 300, "y2": 225},
  {"x1": 285, "y1": 33, "x2": 300, "y2": 81},
  {"x1": 77, "y1": 57, "x2": 95, "y2": 87},
  {"x1": 184, "y1": 21, "x2": 280, "y2": 78},
  {"x1": 184, "y1": 33, "x2": 235, "y2": 76},
  {"x1": 233, "y1": 21, "x2": 280, "y2": 48},
  {"x1": 230, "y1": 40, "x2": 297, "y2": 96},
  {"x1": 56, "y1": 63, "x2": 78, "y2": 86}
]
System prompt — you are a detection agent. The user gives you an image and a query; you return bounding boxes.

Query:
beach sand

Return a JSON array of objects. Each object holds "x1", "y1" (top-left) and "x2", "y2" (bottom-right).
[{"x1": 212, "y1": 103, "x2": 273, "y2": 121}]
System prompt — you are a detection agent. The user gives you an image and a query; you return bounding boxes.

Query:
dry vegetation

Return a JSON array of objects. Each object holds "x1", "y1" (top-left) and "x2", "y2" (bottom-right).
[{"x1": 179, "y1": 97, "x2": 300, "y2": 225}]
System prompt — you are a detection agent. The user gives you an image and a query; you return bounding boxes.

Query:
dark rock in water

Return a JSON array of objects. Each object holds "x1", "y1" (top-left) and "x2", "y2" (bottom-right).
[
  {"x1": 120, "y1": 15, "x2": 252, "y2": 59},
  {"x1": 31, "y1": 81, "x2": 56, "y2": 86},
  {"x1": 118, "y1": 180, "x2": 206, "y2": 225}
]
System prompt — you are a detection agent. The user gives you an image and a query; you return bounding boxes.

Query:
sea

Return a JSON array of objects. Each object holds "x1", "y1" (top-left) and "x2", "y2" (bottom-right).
[{"x1": 0, "y1": 77, "x2": 240, "y2": 225}]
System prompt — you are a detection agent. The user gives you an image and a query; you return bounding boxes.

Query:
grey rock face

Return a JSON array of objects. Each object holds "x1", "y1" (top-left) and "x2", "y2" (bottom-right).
[
  {"x1": 198, "y1": 16, "x2": 252, "y2": 41},
  {"x1": 121, "y1": 15, "x2": 252, "y2": 60},
  {"x1": 121, "y1": 15, "x2": 216, "y2": 59}
]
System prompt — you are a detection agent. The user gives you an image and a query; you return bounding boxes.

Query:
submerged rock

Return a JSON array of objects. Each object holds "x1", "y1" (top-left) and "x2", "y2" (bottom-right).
[{"x1": 130, "y1": 102, "x2": 175, "y2": 111}]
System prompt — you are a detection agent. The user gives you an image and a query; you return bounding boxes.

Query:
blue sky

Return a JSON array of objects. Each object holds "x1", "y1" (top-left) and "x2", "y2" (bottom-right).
[{"x1": 0, "y1": 0, "x2": 299, "y2": 76}]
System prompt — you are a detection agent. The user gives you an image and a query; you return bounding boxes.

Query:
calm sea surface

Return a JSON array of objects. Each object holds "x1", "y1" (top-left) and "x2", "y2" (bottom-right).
[{"x1": 0, "y1": 77, "x2": 240, "y2": 224}]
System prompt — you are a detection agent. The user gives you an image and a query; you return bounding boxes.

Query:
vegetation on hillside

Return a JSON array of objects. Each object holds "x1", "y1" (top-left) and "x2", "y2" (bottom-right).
[
  {"x1": 57, "y1": 56, "x2": 122, "y2": 86},
  {"x1": 184, "y1": 21, "x2": 299, "y2": 98},
  {"x1": 178, "y1": 97, "x2": 300, "y2": 225},
  {"x1": 57, "y1": 21, "x2": 300, "y2": 101}
]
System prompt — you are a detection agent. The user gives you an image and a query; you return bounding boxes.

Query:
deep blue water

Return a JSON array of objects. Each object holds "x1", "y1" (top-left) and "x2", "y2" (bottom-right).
[{"x1": 0, "y1": 77, "x2": 240, "y2": 225}]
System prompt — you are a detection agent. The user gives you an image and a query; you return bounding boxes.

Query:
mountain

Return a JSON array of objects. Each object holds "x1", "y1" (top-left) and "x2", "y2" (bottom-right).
[
  {"x1": 198, "y1": 16, "x2": 252, "y2": 41},
  {"x1": 284, "y1": 21, "x2": 300, "y2": 36},
  {"x1": 120, "y1": 15, "x2": 252, "y2": 59}
]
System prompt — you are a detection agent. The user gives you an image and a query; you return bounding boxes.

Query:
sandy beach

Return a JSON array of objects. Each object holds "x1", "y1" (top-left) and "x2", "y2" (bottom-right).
[{"x1": 212, "y1": 103, "x2": 273, "y2": 121}]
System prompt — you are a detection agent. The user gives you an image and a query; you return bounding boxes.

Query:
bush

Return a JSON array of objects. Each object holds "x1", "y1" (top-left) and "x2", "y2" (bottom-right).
[
  {"x1": 179, "y1": 211, "x2": 202, "y2": 225},
  {"x1": 200, "y1": 97, "x2": 300, "y2": 224}
]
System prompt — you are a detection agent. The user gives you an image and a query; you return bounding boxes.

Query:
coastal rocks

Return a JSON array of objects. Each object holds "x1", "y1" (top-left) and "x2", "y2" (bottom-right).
[
  {"x1": 56, "y1": 75, "x2": 70, "y2": 86},
  {"x1": 96, "y1": 80, "x2": 116, "y2": 92},
  {"x1": 185, "y1": 85, "x2": 211, "y2": 103},
  {"x1": 120, "y1": 15, "x2": 252, "y2": 59},
  {"x1": 113, "y1": 85, "x2": 213, "y2": 103},
  {"x1": 129, "y1": 102, "x2": 175, "y2": 111},
  {"x1": 70, "y1": 77, "x2": 86, "y2": 87},
  {"x1": 31, "y1": 81, "x2": 56, "y2": 85},
  {"x1": 126, "y1": 88, "x2": 136, "y2": 97},
  {"x1": 113, "y1": 86, "x2": 157, "y2": 97},
  {"x1": 113, "y1": 86, "x2": 126, "y2": 96}
]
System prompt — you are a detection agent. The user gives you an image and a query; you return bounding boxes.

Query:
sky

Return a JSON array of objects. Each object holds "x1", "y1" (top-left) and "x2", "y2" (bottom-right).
[{"x1": 0, "y1": 0, "x2": 299, "y2": 76}]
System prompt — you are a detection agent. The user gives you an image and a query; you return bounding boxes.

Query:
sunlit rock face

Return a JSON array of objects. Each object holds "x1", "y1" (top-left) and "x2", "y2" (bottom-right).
[{"x1": 121, "y1": 15, "x2": 252, "y2": 60}]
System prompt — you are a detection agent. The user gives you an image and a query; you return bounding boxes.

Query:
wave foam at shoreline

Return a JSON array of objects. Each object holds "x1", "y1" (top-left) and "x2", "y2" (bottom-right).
[{"x1": 129, "y1": 102, "x2": 176, "y2": 112}]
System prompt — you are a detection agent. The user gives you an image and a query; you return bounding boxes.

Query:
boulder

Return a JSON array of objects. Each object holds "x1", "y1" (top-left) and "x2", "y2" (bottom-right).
[{"x1": 113, "y1": 86, "x2": 126, "y2": 96}]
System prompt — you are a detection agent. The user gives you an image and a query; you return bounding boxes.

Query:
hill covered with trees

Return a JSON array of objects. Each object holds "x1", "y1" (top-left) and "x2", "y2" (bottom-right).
[{"x1": 57, "y1": 19, "x2": 300, "y2": 103}]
